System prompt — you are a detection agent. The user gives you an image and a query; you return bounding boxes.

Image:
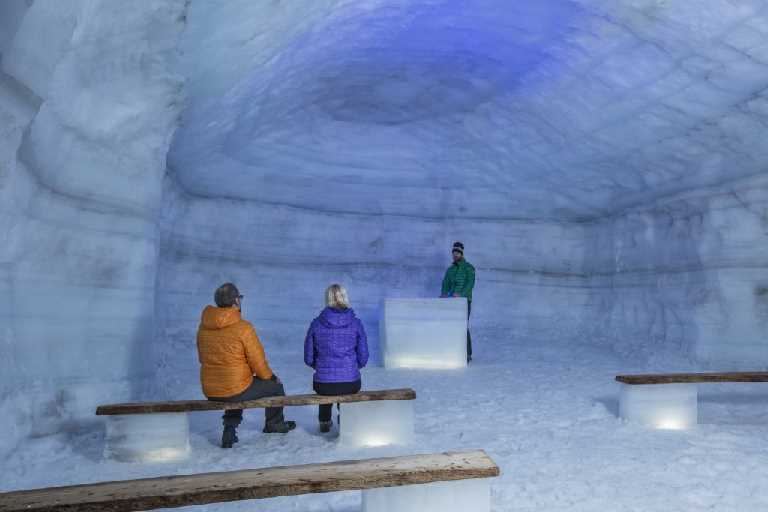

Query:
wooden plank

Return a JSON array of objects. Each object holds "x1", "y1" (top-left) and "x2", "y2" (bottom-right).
[
  {"x1": 616, "y1": 372, "x2": 768, "y2": 385},
  {"x1": 0, "y1": 450, "x2": 500, "y2": 512},
  {"x1": 96, "y1": 388, "x2": 416, "y2": 415}
]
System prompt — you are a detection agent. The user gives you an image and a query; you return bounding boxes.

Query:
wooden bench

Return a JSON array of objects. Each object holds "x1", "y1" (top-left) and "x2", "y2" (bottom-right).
[
  {"x1": 0, "y1": 450, "x2": 499, "y2": 512},
  {"x1": 96, "y1": 388, "x2": 416, "y2": 461},
  {"x1": 616, "y1": 372, "x2": 768, "y2": 429}
]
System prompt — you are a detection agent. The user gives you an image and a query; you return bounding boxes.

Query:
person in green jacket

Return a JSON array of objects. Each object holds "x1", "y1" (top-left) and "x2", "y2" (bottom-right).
[{"x1": 440, "y1": 241, "x2": 476, "y2": 362}]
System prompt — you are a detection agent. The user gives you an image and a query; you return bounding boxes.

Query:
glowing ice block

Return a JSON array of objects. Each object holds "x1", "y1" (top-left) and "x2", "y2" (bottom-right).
[
  {"x1": 339, "y1": 399, "x2": 414, "y2": 447},
  {"x1": 619, "y1": 383, "x2": 698, "y2": 429},
  {"x1": 362, "y1": 478, "x2": 491, "y2": 512},
  {"x1": 104, "y1": 413, "x2": 191, "y2": 462},
  {"x1": 381, "y1": 298, "x2": 468, "y2": 369}
]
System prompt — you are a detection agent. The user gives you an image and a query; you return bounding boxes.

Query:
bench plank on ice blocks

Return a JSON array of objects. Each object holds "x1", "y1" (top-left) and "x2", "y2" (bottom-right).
[
  {"x1": 96, "y1": 388, "x2": 416, "y2": 461},
  {"x1": 616, "y1": 372, "x2": 768, "y2": 429},
  {"x1": 380, "y1": 298, "x2": 468, "y2": 369},
  {"x1": 0, "y1": 450, "x2": 500, "y2": 512}
]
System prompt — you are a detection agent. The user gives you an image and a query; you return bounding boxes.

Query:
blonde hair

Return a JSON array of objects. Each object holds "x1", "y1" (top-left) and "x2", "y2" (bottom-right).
[{"x1": 325, "y1": 284, "x2": 350, "y2": 309}]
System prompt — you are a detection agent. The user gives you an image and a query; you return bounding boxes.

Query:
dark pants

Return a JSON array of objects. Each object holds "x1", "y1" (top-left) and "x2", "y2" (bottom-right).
[
  {"x1": 467, "y1": 299, "x2": 473, "y2": 359},
  {"x1": 208, "y1": 377, "x2": 286, "y2": 429},
  {"x1": 313, "y1": 380, "x2": 361, "y2": 422}
]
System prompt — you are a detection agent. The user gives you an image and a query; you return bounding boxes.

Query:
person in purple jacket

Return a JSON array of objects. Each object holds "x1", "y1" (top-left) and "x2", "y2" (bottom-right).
[{"x1": 304, "y1": 284, "x2": 369, "y2": 433}]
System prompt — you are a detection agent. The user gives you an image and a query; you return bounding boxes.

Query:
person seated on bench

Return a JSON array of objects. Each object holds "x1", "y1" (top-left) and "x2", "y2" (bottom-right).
[
  {"x1": 304, "y1": 284, "x2": 369, "y2": 433},
  {"x1": 197, "y1": 282, "x2": 296, "y2": 448}
]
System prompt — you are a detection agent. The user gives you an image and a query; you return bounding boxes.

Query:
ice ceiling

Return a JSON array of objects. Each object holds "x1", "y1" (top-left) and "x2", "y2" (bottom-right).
[{"x1": 171, "y1": 0, "x2": 768, "y2": 221}]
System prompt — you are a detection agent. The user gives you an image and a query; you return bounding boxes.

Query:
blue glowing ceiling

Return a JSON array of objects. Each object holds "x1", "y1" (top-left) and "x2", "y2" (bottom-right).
[{"x1": 269, "y1": 0, "x2": 583, "y2": 124}]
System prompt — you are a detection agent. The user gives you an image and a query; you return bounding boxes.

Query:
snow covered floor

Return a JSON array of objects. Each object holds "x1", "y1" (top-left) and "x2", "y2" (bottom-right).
[{"x1": 3, "y1": 329, "x2": 768, "y2": 511}]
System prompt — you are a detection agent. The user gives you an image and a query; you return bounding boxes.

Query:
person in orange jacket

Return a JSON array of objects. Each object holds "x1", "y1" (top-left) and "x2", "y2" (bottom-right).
[{"x1": 197, "y1": 282, "x2": 295, "y2": 448}]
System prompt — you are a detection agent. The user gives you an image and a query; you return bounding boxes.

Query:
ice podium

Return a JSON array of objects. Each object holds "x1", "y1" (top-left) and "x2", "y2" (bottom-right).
[{"x1": 380, "y1": 298, "x2": 468, "y2": 369}]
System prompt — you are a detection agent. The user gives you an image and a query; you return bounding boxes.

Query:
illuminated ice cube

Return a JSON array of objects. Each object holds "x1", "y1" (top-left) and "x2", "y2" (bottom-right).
[
  {"x1": 619, "y1": 383, "x2": 698, "y2": 429},
  {"x1": 339, "y1": 399, "x2": 414, "y2": 447},
  {"x1": 104, "y1": 413, "x2": 191, "y2": 462},
  {"x1": 380, "y1": 298, "x2": 468, "y2": 369},
  {"x1": 363, "y1": 478, "x2": 491, "y2": 512}
]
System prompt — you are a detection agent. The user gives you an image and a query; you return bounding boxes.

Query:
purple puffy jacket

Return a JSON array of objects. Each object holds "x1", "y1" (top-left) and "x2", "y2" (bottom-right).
[{"x1": 304, "y1": 307, "x2": 369, "y2": 383}]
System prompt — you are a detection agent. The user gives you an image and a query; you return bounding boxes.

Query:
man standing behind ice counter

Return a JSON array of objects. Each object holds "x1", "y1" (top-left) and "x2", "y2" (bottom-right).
[{"x1": 440, "y1": 241, "x2": 475, "y2": 362}]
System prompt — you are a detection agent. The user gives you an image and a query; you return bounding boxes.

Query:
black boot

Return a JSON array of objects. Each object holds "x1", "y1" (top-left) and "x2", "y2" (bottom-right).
[
  {"x1": 263, "y1": 420, "x2": 296, "y2": 434},
  {"x1": 221, "y1": 425, "x2": 238, "y2": 448},
  {"x1": 319, "y1": 420, "x2": 332, "y2": 433}
]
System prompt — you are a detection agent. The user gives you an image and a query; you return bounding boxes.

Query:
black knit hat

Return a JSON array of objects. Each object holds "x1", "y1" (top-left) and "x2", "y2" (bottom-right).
[
  {"x1": 214, "y1": 282, "x2": 243, "y2": 307},
  {"x1": 452, "y1": 241, "x2": 464, "y2": 254}
]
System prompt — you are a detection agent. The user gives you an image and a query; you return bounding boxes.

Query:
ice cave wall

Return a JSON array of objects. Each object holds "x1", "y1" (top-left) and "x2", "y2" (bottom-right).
[
  {"x1": 583, "y1": 173, "x2": 768, "y2": 365},
  {"x1": 0, "y1": 0, "x2": 186, "y2": 452}
]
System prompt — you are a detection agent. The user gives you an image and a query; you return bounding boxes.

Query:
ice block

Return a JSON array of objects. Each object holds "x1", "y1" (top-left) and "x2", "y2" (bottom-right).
[
  {"x1": 619, "y1": 383, "x2": 698, "y2": 429},
  {"x1": 104, "y1": 413, "x2": 191, "y2": 462},
  {"x1": 362, "y1": 478, "x2": 491, "y2": 512},
  {"x1": 339, "y1": 399, "x2": 415, "y2": 447},
  {"x1": 380, "y1": 298, "x2": 468, "y2": 369}
]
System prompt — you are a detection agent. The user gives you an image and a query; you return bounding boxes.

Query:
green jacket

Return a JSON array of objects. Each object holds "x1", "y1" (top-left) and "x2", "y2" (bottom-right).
[{"x1": 441, "y1": 258, "x2": 475, "y2": 300}]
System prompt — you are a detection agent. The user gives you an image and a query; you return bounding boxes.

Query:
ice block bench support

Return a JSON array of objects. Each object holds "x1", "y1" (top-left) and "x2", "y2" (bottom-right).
[
  {"x1": 616, "y1": 372, "x2": 768, "y2": 429},
  {"x1": 96, "y1": 388, "x2": 416, "y2": 461},
  {"x1": 0, "y1": 450, "x2": 500, "y2": 512}
]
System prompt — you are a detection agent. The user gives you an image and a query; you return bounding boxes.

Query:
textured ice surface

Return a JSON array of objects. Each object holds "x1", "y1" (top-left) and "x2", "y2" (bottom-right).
[
  {"x1": 104, "y1": 413, "x2": 191, "y2": 463},
  {"x1": 362, "y1": 478, "x2": 491, "y2": 512},
  {"x1": 339, "y1": 399, "x2": 415, "y2": 448},
  {"x1": 619, "y1": 384, "x2": 699, "y2": 430},
  {"x1": 0, "y1": 1, "x2": 186, "y2": 457},
  {"x1": 171, "y1": 0, "x2": 768, "y2": 220},
  {"x1": 581, "y1": 174, "x2": 768, "y2": 365},
  {"x1": 381, "y1": 299, "x2": 468, "y2": 369}
]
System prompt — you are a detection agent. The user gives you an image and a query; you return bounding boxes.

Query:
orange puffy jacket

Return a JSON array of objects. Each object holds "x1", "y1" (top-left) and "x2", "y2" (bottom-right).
[{"x1": 196, "y1": 306, "x2": 274, "y2": 398}]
